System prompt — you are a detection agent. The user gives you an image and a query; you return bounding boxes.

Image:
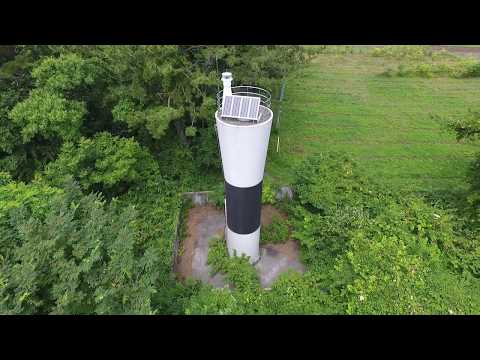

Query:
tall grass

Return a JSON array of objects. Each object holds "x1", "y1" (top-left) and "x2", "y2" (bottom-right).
[{"x1": 371, "y1": 46, "x2": 480, "y2": 78}]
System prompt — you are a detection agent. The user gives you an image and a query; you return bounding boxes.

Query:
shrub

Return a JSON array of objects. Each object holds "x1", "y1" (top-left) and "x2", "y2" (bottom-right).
[
  {"x1": 191, "y1": 126, "x2": 222, "y2": 171},
  {"x1": 184, "y1": 287, "x2": 245, "y2": 315},
  {"x1": 209, "y1": 182, "x2": 225, "y2": 209},
  {"x1": 447, "y1": 109, "x2": 480, "y2": 141},
  {"x1": 259, "y1": 270, "x2": 336, "y2": 314},
  {"x1": 207, "y1": 236, "x2": 260, "y2": 291},
  {"x1": 463, "y1": 61, "x2": 480, "y2": 77},
  {"x1": 261, "y1": 214, "x2": 289, "y2": 244},
  {"x1": 0, "y1": 171, "x2": 12, "y2": 186},
  {"x1": 307, "y1": 46, "x2": 355, "y2": 56},
  {"x1": 381, "y1": 59, "x2": 480, "y2": 79},
  {"x1": 290, "y1": 152, "x2": 480, "y2": 314},
  {"x1": 293, "y1": 152, "x2": 382, "y2": 215},
  {"x1": 371, "y1": 46, "x2": 432, "y2": 60},
  {"x1": 262, "y1": 178, "x2": 277, "y2": 205}
]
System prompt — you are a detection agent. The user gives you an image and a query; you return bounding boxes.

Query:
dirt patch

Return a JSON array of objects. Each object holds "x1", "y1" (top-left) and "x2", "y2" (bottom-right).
[
  {"x1": 263, "y1": 240, "x2": 302, "y2": 262},
  {"x1": 174, "y1": 204, "x2": 224, "y2": 281},
  {"x1": 261, "y1": 204, "x2": 287, "y2": 227}
]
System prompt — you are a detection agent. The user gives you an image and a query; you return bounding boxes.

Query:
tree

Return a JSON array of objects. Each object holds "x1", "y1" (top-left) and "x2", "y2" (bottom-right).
[
  {"x1": 42, "y1": 132, "x2": 160, "y2": 197},
  {"x1": 0, "y1": 181, "x2": 166, "y2": 314},
  {"x1": 0, "y1": 47, "x2": 39, "y2": 181},
  {"x1": 1, "y1": 45, "x2": 306, "y2": 184},
  {"x1": 10, "y1": 88, "x2": 86, "y2": 143},
  {"x1": 31, "y1": 52, "x2": 101, "y2": 94}
]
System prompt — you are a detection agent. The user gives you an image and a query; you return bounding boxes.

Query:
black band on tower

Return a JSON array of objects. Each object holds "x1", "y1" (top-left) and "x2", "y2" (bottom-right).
[{"x1": 225, "y1": 180, "x2": 262, "y2": 235}]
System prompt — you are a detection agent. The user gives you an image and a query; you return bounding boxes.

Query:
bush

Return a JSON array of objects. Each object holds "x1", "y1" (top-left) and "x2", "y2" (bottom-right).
[
  {"x1": 209, "y1": 182, "x2": 225, "y2": 209},
  {"x1": 184, "y1": 287, "x2": 245, "y2": 315},
  {"x1": 371, "y1": 46, "x2": 432, "y2": 60},
  {"x1": 290, "y1": 152, "x2": 480, "y2": 314},
  {"x1": 381, "y1": 59, "x2": 480, "y2": 79},
  {"x1": 371, "y1": 45, "x2": 480, "y2": 79},
  {"x1": 306, "y1": 46, "x2": 355, "y2": 56},
  {"x1": 293, "y1": 152, "x2": 382, "y2": 214},
  {"x1": 255, "y1": 271, "x2": 333, "y2": 314},
  {"x1": 463, "y1": 61, "x2": 480, "y2": 77},
  {"x1": 261, "y1": 214, "x2": 289, "y2": 244},
  {"x1": 207, "y1": 236, "x2": 260, "y2": 291},
  {"x1": 191, "y1": 126, "x2": 221, "y2": 171},
  {"x1": 262, "y1": 178, "x2": 277, "y2": 205},
  {"x1": 0, "y1": 171, "x2": 12, "y2": 186}
]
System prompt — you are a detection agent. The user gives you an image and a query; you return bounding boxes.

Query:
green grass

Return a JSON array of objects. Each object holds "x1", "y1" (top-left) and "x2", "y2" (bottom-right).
[{"x1": 266, "y1": 49, "x2": 480, "y2": 194}]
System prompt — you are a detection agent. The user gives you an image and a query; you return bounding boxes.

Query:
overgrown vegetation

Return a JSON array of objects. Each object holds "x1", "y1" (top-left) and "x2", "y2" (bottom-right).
[
  {"x1": 371, "y1": 46, "x2": 480, "y2": 79},
  {"x1": 442, "y1": 109, "x2": 480, "y2": 223},
  {"x1": 261, "y1": 177, "x2": 277, "y2": 205},
  {"x1": 0, "y1": 45, "x2": 305, "y2": 314},
  {"x1": 371, "y1": 45, "x2": 439, "y2": 60},
  {"x1": 2, "y1": 45, "x2": 480, "y2": 315},
  {"x1": 0, "y1": 181, "x2": 172, "y2": 314},
  {"x1": 261, "y1": 214, "x2": 289, "y2": 244},
  {"x1": 382, "y1": 59, "x2": 480, "y2": 79},
  {"x1": 208, "y1": 236, "x2": 261, "y2": 291},
  {"x1": 186, "y1": 153, "x2": 480, "y2": 315}
]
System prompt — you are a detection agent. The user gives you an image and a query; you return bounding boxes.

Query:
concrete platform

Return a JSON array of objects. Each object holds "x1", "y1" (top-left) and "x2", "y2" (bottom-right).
[
  {"x1": 175, "y1": 205, "x2": 305, "y2": 289},
  {"x1": 255, "y1": 243, "x2": 305, "y2": 288}
]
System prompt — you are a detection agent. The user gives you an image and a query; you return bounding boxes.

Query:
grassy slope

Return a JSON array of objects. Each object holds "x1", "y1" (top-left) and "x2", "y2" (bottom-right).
[{"x1": 266, "y1": 50, "x2": 480, "y2": 194}]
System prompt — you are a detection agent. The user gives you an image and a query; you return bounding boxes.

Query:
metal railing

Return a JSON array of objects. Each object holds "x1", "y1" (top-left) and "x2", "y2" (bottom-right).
[{"x1": 216, "y1": 86, "x2": 272, "y2": 110}]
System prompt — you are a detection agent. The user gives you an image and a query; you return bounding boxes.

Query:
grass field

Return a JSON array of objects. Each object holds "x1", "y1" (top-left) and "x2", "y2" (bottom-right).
[{"x1": 266, "y1": 48, "x2": 480, "y2": 195}]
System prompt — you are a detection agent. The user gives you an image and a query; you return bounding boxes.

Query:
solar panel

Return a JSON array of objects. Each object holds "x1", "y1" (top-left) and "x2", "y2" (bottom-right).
[{"x1": 221, "y1": 95, "x2": 260, "y2": 121}]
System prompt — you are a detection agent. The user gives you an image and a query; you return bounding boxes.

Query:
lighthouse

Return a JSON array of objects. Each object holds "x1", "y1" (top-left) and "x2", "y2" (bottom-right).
[{"x1": 215, "y1": 72, "x2": 273, "y2": 264}]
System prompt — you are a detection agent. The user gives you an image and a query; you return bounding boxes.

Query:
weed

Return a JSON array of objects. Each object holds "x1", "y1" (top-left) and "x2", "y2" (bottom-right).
[
  {"x1": 207, "y1": 236, "x2": 260, "y2": 291},
  {"x1": 261, "y1": 213, "x2": 290, "y2": 244}
]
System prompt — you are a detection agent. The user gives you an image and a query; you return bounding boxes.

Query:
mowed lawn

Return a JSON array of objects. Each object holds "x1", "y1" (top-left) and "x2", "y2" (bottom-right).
[{"x1": 266, "y1": 51, "x2": 480, "y2": 194}]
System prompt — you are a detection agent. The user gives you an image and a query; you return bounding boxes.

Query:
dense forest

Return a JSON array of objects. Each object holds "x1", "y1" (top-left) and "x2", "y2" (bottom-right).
[{"x1": 1, "y1": 45, "x2": 480, "y2": 314}]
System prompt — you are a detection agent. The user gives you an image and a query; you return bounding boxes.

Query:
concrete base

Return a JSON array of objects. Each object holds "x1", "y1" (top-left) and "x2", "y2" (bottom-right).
[
  {"x1": 255, "y1": 244, "x2": 305, "y2": 288},
  {"x1": 179, "y1": 205, "x2": 227, "y2": 288},
  {"x1": 175, "y1": 205, "x2": 304, "y2": 289}
]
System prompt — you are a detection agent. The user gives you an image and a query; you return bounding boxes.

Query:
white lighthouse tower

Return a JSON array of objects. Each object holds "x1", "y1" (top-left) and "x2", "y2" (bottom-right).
[{"x1": 215, "y1": 72, "x2": 273, "y2": 264}]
